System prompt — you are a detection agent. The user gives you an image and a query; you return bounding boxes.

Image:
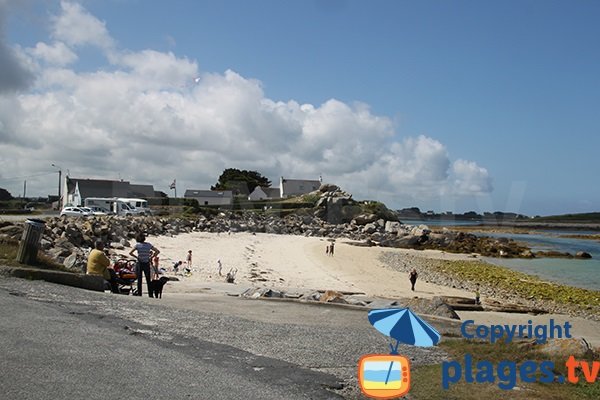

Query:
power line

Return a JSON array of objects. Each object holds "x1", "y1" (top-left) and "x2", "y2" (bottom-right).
[{"x1": 0, "y1": 172, "x2": 56, "y2": 182}]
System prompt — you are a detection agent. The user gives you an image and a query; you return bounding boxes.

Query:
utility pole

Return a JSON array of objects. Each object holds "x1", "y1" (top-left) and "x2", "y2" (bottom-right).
[
  {"x1": 52, "y1": 164, "x2": 62, "y2": 208},
  {"x1": 23, "y1": 180, "x2": 26, "y2": 199}
]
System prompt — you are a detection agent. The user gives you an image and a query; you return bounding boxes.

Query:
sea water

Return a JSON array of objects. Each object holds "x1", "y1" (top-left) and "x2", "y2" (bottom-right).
[
  {"x1": 403, "y1": 221, "x2": 600, "y2": 291},
  {"x1": 482, "y1": 232, "x2": 600, "y2": 291}
]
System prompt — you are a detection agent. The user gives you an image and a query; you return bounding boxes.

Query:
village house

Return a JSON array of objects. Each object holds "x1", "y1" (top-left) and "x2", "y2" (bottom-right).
[
  {"x1": 248, "y1": 186, "x2": 281, "y2": 201},
  {"x1": 279, "y1": 176, "x2": 321, "y2": 198},
  {"x1": 62, "y1": 177, "x2": 155, "y2": 208},
  {"x1": 184, "y1": 189, "x2": 233, "y2": 206}
]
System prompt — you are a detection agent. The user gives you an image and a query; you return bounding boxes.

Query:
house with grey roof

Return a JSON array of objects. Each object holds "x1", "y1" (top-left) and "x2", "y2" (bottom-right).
[
  {"x1": 63, "y1": 177, "x2": 155, "y2": 208},
  {"x1": 184, "y1": 189, "x2": 233, "y2": 206}
]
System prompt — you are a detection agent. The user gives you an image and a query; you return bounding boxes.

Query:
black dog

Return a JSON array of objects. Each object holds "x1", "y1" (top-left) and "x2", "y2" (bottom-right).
[{"x1": 149, "y1": 276, "x2": 169, "y2": 298}]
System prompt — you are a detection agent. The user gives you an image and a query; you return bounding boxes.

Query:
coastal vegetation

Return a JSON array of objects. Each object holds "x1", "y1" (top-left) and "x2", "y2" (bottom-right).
[
  {"x1": 422, "y1": 258, "x2": 600, "y2": 310},
  {"x1": 0, "y1": 237, "x2": 64, "y2": 271},
  {"x1": 531, "y1": 212, "x2": 600, "y2": 223},
  {"x1": 411, "y1": 339, "x2": 600, "y2": 399}
]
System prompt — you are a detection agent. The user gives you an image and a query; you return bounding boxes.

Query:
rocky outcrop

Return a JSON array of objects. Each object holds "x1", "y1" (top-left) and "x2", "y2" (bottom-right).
[
  {"x1": 576, "y1": 251, "x2": 592, "y2": 259},
  {"x1": 240, "y1": 287, "x2": 461, "y2": 318},
  {"x1": 1, "y1": 211, "x2": 539, "y2": 269}
]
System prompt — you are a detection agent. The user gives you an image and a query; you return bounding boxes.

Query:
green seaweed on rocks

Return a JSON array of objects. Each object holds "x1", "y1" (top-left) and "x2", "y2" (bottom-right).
[{"x1": 430, "y1": 259, "x2": 600, "y2": 309}]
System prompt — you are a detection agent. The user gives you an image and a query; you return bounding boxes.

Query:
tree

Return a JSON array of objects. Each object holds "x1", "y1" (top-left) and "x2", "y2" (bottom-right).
[
  {"x1": 211, "y1": 168, "x2": 271, "y2": 195},
  {"x1": 0, "y1": 188, "x2": 13, "y2": 201}
]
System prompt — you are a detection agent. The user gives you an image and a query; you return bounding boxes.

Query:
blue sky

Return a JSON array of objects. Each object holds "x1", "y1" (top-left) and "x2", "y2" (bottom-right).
[{"x1": 1, "y1": 0, "x2": 599, "y2": 215}]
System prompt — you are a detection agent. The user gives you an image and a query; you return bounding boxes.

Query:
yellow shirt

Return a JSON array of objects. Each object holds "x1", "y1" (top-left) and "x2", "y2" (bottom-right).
[{"x1": 87, "y1": 249, "x2": 111, "y2": 279}]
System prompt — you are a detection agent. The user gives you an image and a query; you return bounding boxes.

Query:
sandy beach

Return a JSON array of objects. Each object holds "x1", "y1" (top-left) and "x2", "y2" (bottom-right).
[{"x1": 121, "y1": 231, "x2": 600, "y2": 347}]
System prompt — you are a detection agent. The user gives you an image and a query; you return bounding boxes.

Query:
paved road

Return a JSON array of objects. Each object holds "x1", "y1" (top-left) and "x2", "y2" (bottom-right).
[
  {"x1": 0, "y1": 212, "x2": 58, "y2": 222},
  {"x1": 0, "y1": 277, "x2": 453, "y2": 399}
]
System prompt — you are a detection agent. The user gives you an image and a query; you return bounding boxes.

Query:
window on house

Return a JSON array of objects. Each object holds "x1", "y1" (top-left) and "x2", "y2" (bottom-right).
[
  {"x1": 204, "y1": 201, "x2": 209, "y2": 205},
  {"x1": 299, "y1": 185, "x2": 304, "y2": 190}
]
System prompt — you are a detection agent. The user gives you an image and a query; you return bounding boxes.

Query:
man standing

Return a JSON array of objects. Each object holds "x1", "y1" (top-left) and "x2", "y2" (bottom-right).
[
  {"x1": 87, "y1": 241, "x2": 119, "y2": 293},
  {"x1": 409, "y1": 268, "x2": 418, "y2": 292}
]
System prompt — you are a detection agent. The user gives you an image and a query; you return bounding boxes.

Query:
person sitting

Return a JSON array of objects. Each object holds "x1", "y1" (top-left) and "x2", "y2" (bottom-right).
[
  {"x1": 87, "y1": 240, "x2": 119, "y2": 293},
  {"x1": 173, "y1": 260, "x2": 183, "y2": 274}
]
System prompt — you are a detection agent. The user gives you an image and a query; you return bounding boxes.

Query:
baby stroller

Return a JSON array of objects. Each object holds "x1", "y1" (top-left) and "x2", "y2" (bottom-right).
[{"x1": 113, "y1": 258, "x2": 138, "y2": 295}]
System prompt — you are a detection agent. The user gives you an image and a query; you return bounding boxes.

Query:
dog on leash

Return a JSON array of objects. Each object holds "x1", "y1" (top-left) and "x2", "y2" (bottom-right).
[{"x1": 149, "y1": 276, "x2": 169, "y2": 298}]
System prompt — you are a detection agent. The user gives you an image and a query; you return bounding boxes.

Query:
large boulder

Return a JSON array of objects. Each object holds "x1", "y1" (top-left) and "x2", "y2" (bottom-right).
[
  {"x1": 363, "y1": 223, "x2": 378, "y2": 234},
  {"x1": 404, "y1": 296, "x2": 460, "y2": 320},
  {"x1": 575, "y1": 251, "x2": 592, "y2": 259},
  {"x1": 537, "y1": 338, "x2": 594, "y2": 359},
  {"x1": 384, "y1": 221, "x2": 401, "y2": 233},
  {"x1": 395, "y1": 235, "x2": 422, "y2": 247},
  {"x1": 410, "y1": 225, "x2": 431, "y2": 237},
  {"x1": 319, "y1": 183, "x2": 339, "y2": 193},
  {"x1": 353, "y1": 214, "x2": 378, "y2": 225}
]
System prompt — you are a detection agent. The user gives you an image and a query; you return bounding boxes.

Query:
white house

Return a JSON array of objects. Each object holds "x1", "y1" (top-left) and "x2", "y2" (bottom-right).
[
  {"x1": 248, "y1": 186, "x2": 281, "y2": 201},
  {"x1": 184, "y1": 189, "x2": 233, "y2": 206},
  {"x1": 279, "y1": 176, "x2": 321, "y2": 198}
]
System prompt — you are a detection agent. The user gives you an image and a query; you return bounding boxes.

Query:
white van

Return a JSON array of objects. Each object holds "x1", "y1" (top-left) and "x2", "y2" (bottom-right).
[
  {"x1": 84, "y1": 197, "x2": 136, "y2": 216},
  {"x1": 117, "y1": 198, "x2": 153, "y2": 216}
]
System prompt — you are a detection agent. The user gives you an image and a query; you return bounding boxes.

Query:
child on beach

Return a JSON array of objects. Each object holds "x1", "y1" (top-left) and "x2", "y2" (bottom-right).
[
  {"x1": 173, "y1": 260, "x2": 183, "y2": 274},
  {"x1": 475, "y1": 284, "x2": 481, "y2": 305},
  {"x1": 217, "y1": 259, "x2": 222, "y2": 276},
  {"x1": 151, "y1": 254, "x2": 160, "y2": 279},
  {"x1": 186, "y1": 250, "x2": 193, "y2": 269}
]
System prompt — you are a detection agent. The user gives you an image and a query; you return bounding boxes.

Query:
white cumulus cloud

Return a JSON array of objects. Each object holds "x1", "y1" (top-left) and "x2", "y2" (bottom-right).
[
  {"x1": 51, "y1": 1, "x2": 115, "y2": 52},
  {"x1": 451, "y1": 159, "x2": 493, "y2": 195},
  {"x1": 28, "y1": 41, "x2": 78, "y2": 66},
  {"x1": 0, "y1": 1, "x2": 493, "y2": 207}
]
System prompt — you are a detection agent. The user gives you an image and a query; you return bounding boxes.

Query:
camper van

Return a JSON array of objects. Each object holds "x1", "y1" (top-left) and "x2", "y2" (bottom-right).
[
  {"x1": 84, "y1": 197, "x2": 136, "y2": 216},
  {"x1": 117, "y1": 198, "x2": 153, "y2": 216}
]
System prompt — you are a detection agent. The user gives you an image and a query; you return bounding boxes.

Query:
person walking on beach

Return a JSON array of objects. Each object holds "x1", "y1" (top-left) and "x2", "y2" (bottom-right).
[
  {"x1": 217, "y1": 259, "x2": 222, "y2": 276},
  {"x1": 409, "y1": 268, "x2": 418, "y2": 291},
  {"x1": 475, "y1": 284, "x2": 481, "y2": 305},
  {"x1": 129, "y1": 233, "x2": 160, "y2": 297},
  {"x1": 329, "y1": 242, "x2": 335, "y2": 257},
  {"x1": 325, "y1": 245, "x2": 330, "y2": 256}
]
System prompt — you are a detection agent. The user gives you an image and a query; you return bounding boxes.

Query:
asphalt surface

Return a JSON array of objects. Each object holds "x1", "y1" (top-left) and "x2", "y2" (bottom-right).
[{"x1": 0, "y1": 276, "x2": 454, "y2": 399}]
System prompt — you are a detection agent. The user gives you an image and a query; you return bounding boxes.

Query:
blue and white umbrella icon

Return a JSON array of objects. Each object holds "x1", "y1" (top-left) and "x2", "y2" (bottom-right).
[
  {"x1": 367, "y1": 308, "x2": 441, "y2": 385},
  {"x1": 368, "y1": 308, "x2": 441, "y2": 351}
]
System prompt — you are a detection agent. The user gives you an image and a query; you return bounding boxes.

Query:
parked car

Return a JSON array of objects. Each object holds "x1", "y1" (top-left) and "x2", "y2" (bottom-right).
[
  {"x1": 80, "y1": 206, "x2": 110, "y2": 216},
  {"x1": 60, "y1": 207, "x2": 91, "y2": 217},
  {"x1": 87, "y1": 206, "x2": 113, "y2": 215}
]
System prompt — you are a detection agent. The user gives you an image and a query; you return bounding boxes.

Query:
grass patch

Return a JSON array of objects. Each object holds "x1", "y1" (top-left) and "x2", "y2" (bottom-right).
[
  {"x1": 428, "y1": 258, "x2": 600, "y2": 309},
  {"x1": 0, "y1": 237, "x2": 67, "y2": 271},
  {"x1": 409, "y1": 339, "x2": 599, "y2": 399}
]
